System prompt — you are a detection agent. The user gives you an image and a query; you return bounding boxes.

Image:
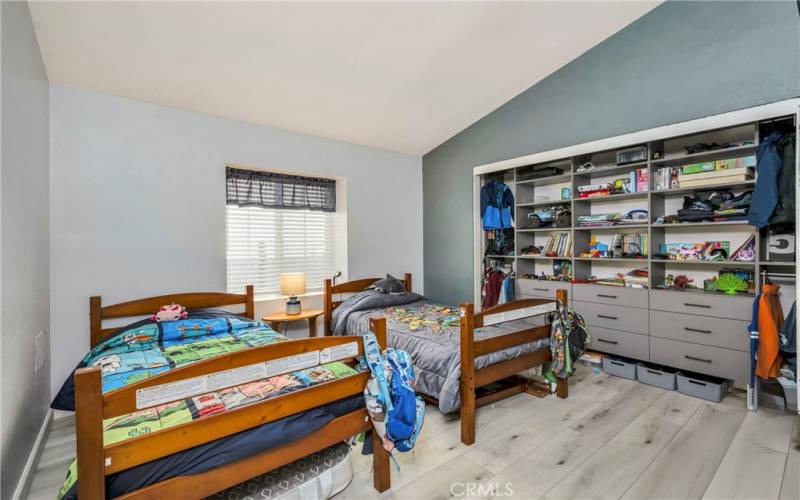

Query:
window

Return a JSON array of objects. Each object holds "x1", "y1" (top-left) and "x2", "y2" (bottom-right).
[{"x1": 225, "y1": 167, "x2": 344, "y2": 296}]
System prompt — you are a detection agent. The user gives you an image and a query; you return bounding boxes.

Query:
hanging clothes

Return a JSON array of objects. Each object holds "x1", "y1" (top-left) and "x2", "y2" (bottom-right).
[
  {"x1": 498, "y1": 273, "x2": 515, "y2": 304},
  {"x1": 768, "y1": 133, "x2": 796, "y2": 231},
  {"x1": 482, "y1": 269, "x2": 505, "y2": 309},
  {"x1": 749, "y1": 131, "x2": 797, "y2": 228},
  {"x1": 755, "y1": 283, "x2": 784, "y2": 379},
  {"x1": 480, "y1": 181, "x2": 514, "y2": 230},
  {"x1": 780, "y1": 301, "x2": 796, "y2": 378}
]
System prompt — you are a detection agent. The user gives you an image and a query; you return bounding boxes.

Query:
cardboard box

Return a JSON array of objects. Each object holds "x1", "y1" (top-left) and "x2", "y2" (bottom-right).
[
  {"x1": 681, "y1": 161, "x2": 715, "y2": 174},
  {"x1": 715, "y1": 155, "x2": 756, "y2": 170}
]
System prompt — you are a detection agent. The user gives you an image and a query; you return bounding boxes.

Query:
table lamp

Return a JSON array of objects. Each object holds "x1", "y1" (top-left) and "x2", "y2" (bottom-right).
[{"x1": 280, "y1": 272, "x2": 306, "y2": 315}]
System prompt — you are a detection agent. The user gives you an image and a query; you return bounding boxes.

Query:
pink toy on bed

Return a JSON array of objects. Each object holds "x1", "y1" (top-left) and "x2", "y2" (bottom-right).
[{"x1": 151, "y1": 303, "x2": 188, "y2": 322}]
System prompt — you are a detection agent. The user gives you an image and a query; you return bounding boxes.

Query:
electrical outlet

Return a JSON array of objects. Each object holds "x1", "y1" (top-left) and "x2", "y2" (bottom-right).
[{"x1": 34, "y1": 329, "x2": 46, "y2": 373}]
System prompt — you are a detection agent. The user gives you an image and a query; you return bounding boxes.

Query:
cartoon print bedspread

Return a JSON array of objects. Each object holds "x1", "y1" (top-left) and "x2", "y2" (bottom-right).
[
  {"x1": 343, "y1": 300, "x2": 551, "y2": 413},
  {"x1": 56, "y1": 312, "x2": 358, "y2": 499}
]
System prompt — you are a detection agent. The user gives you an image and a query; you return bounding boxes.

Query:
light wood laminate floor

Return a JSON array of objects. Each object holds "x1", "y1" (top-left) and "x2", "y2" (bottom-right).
[{"x1": 27, "y1": 365, "x2": 798, "y2": 499}]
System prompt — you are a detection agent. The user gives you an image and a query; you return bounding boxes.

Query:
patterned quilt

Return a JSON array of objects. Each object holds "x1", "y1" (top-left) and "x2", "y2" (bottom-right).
[
  {"x1": 343, "y1": 300, "x2": 551, "y2": 413},
  {"x1": 57, "y1": 312, "x2": 358, "y2": 499}
]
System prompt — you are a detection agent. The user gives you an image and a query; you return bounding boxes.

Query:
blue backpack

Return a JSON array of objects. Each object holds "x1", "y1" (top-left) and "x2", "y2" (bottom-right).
[{"x1": 361, "y1": 333, "x2": 424, "y2": 454}]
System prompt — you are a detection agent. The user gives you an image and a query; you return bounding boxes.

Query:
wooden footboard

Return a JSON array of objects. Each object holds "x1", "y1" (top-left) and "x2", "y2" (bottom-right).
[
  {"x1": 75, "y1": 318, "x2": 390, "y2": 498},
  {"x1": 459, "y1": 289, "x2": 568, "y2": 445}
]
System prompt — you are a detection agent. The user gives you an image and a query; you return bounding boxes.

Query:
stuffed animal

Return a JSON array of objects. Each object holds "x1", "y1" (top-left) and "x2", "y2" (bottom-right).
[{"x1": 151, "y1": 303, "x2": 188, "y2": 322}]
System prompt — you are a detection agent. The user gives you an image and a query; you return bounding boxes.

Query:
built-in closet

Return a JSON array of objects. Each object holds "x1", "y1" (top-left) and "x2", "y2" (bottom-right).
[{"x1": 473, "y1": 100, "x2": 798, "y2": 406}]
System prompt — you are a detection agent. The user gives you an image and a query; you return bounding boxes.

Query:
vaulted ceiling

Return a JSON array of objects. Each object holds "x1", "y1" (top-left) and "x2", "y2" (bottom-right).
[{"x1": 30, "y1": 1, "x2": 659, "y2": 155}]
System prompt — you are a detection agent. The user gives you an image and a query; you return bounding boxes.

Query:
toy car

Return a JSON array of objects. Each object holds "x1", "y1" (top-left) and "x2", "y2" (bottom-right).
[{"x1": 526, "y1": 207, "x2": 571, "y2": 229}]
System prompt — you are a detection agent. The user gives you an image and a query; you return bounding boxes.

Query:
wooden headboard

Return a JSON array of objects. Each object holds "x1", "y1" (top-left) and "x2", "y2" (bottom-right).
[
  {"x1": 89, "y1": 286, "x2": 254, "y2": 348},
  {"x1": 323, "y1": 273, "x2": 412, "y2": 336}
]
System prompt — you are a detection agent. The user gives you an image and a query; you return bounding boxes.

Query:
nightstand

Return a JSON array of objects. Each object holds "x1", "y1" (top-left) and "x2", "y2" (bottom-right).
[{"x1": 262, "y1": 308, "x2": 324, "y2": 337}]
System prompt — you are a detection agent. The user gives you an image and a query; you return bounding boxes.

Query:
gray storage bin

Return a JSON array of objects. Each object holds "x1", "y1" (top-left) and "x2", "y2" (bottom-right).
[
  {"x1": 602, "y1": 356, "x2": 637, "y2": 380},
  {"x1": 777, "y1": 377, "x2": 797, "y2": 413},
  {"x1": 637, "y1": 364, "x2": 676, "y2": 390},
  {"x1": 676, "y1": 372, "x2": 729, "y2": 403}
]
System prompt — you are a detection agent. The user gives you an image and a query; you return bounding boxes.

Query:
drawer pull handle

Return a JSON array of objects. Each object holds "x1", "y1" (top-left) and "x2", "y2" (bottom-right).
[
  {"x1": 646, "y1": 369, "x2": 663, "y2": 375},
  {"x1": 598, "y1": 314, "x2": 618, "y2": 320},
  {"x1": 597, "y1": 294, "x2": 618, "y2": 299},
  {"x1": 597, "y1": 338, "x2": 619, "y2": 345},
  {"x1": 684, "y1": 327, "x2": 712, "y2": 334},
  {"x1": 684, "y1": 355, "x2": 712, "y2": 364},
  {"x1": 609, "y1": 360, "x2": 625, "y2": 366},
  {"x1": 683, "y1": 303, "x2": 711, "y2": 309},
  {"x1": 534, "y1": 288, "x2": 549, "y2": 292},
  {"x1": 688, "y1": 379, "x2": 708, "y2": 387}
]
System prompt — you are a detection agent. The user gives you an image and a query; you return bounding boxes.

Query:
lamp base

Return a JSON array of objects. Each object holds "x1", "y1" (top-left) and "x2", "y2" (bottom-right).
[{"x1": 285, "y1": 296, "x2": 302, "y2": 315}]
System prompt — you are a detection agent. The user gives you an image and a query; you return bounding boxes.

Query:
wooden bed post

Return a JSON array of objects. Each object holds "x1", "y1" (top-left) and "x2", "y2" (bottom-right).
[
  {"x1": 404, "y1": 273, "x2": 413, "y2": 293},
  {"x1": 245, "y1": 285, "x2": 255, "y2": 319},
  {"x1": 555, "y1": 288, "x2": 569, "y2": 399},
  {"x1": 372, "y1": 424, "x2": 391, "y2": 492},
  {"x1": 323, "y1": 278, "x2": 333, "y2": 336},
  {"x1": 366, "y1": 316, "x2": 391, "y2": 492},
  {"x1": 369, "y1": 317, "x2": 387, "y2": 350},
  {"x1": 459, "y1": 303, "x2": 476, "y2": 445},
  {"x1": 90, "y1": 296, "x2": 102, "y2": 348},
  {"x1": 75, "y1": 366, "x2": 105, "y2": 499}
]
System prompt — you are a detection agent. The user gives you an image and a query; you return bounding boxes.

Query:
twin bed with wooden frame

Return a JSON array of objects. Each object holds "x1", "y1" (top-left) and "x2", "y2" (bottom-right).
[
  {"x1": 75, "y1": 287, "x2": 391, "y2": 499},
  {"x1": 324, "y1": 273, "x2": 568, "y2": 445}
]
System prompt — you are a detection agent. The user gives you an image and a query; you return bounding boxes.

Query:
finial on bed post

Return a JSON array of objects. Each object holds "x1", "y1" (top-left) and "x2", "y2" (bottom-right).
[
  {"x1": 404, "y1": 273, "x2": 413, "y2": 293},
  {"x1": 245, "y1": 285, "x2": 255, "y2": 319},
  {"x1": 75, "y1": 366, "x2": 105, "y2": 499},
  {"x1": 555, "y1": 288, "x2": 569, "y2": 399},
  {"x1": 90, "y1": 296, "x2": 102, "y2": 348},
  {"x1": 323, "y1": 278, "x2": 333, "y2": 336},
  {"x1": 459, "y1": 303, "x2": 476, "y2": 445}
]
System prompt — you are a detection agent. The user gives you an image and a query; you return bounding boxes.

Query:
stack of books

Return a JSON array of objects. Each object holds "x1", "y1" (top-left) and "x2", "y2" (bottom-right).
[
  {"x1": 624, "y1": 268, "x2": 649, "y2": 289},
  {"x1": 544, "y1": 232, "x2": 572, "y2": 257},
  {"x1": 677, "y1": 166, "x2": 754, "y2": 188},
  {"x1": 577, "y1": 183, "x2": 612, "y2": 198}
]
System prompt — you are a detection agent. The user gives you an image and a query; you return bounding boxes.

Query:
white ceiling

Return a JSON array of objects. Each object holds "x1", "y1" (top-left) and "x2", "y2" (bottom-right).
[{"x1": 30, "y1": 1, "x2": 659, "y2": 155}]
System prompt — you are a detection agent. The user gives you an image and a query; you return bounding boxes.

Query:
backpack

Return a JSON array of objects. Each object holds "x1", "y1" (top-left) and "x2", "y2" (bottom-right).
[
  {"x1": 544, "y1": 303, "x2": 590, "y2": 383},
  {"x1": 361, "y1": 333, "x2": 425, "y2": 454}
]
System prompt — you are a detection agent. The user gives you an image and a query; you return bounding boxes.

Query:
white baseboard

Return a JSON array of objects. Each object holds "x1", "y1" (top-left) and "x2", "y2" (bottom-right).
[{"x1": 13, "y1": 408, "x2": 52, "y2": 500}]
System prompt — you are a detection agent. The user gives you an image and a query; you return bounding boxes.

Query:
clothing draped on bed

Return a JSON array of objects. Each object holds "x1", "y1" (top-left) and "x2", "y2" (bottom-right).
[
  {"x1": 331, "y1": 291, "x2": 551, "y2": 413},
  {"x1": 52, "y1": 310, "x2": 364, "y2": 499}
]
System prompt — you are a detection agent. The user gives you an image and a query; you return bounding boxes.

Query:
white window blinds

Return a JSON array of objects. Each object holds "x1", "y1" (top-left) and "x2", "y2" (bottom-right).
[{"x1": 225, "y1": 168, "x2": 342, "y2": 296}]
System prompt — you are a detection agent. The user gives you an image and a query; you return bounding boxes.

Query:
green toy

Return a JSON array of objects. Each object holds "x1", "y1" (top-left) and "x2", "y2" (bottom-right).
[{"x1": 716, "y1": 273, "x2": 748, "y2": 295}]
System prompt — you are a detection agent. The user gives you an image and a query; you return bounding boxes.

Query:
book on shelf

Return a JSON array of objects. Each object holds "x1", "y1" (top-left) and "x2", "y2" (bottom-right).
[{"x1": 544, "y1": 231, "x2": 571, "y2": 257}]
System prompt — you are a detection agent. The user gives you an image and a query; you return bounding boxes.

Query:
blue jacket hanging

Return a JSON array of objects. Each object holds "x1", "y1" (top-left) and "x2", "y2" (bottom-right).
[
  {"x1": 748, "y1": 131, "x2": 783, "y2": 228},
  {"x1": 480, "y1": 181, "x2": 514, "y2": 230}
]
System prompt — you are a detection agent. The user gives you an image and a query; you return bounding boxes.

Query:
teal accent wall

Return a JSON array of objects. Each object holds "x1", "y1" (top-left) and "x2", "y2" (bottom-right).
[{"x1": 422, "y1": 1, "x2": 800, "y2": 305}]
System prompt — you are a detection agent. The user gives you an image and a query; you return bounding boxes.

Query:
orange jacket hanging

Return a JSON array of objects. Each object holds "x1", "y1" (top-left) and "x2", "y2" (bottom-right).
[{"x1": 756, "y1": 283, "x2": 784, "y2": 379}]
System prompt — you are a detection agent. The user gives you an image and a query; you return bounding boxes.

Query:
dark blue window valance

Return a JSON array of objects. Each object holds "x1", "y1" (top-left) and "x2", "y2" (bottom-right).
[{"x1": 226, "y1": 167, "x2": 336, "y2": 212}]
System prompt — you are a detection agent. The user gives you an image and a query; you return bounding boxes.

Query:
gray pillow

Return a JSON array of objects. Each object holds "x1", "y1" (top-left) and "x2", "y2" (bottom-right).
[{"x1": 369, "y1": 274, "x2": 407, "y2": 295}]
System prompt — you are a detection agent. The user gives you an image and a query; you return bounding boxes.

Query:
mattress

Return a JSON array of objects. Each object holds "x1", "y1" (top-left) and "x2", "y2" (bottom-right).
[
  {"x1": 211, "y1": 441, "x2": 354, "y2": 500},
  {"x1": 343, "y1": 299, "x2": 551, "y2": 413}
]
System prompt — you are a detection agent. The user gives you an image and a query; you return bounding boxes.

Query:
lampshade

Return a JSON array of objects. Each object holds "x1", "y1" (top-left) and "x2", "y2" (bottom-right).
[{"x1": 280, "y1": 272, "x2": 306, "y2": 296}]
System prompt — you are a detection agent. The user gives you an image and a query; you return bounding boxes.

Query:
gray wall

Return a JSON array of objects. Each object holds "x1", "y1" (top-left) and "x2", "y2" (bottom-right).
[
  {"x1": 1, "y1": 1, "x2": 51, "y2": 497},
  {"x1": 422, "y1": 0, "x2": 800, "y2": 305},
  {"x1": 49, "y1": 85, "x2": 422, "y2": 397}
]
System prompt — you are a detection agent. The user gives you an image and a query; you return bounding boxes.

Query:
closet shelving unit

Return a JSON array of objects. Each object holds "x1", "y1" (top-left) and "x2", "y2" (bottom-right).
[{"x1": 475, "y1": 102, "x2": 799, "y2": 389}]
